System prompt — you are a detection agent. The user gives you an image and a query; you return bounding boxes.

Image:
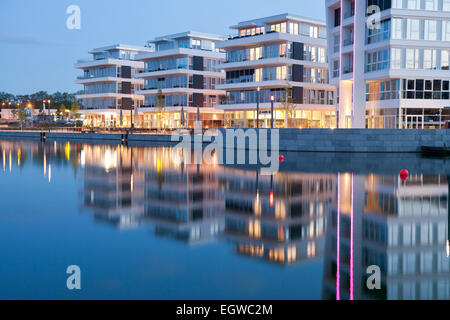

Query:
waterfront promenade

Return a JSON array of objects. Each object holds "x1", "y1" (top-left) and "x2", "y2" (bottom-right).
[{"x1": 1, "y1": 129, "x2": 450, "y2": 153}]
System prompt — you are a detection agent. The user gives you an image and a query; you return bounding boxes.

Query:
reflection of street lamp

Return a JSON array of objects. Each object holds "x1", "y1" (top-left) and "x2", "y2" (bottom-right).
[{"x1": 270, "y1": 94, "x2": 275, "y2": 129}]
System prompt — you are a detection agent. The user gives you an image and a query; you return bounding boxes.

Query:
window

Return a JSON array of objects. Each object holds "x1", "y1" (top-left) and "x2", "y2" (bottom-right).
[
  {"x1": 332, "y1": 60, "x2": 340, "y2": 78},
  {"x1": 392, "y1": 0, "x2": 403, "y2": 8},
  {"x1": 444, "y1": 0, "x2": 450, "y2": 11},
  {"x1": 407, "y1": 19, "x2": 420, "y2": 40},
  {"x1": 391, "y1": 48, "x2": 402, "y2": 69},
  {"x1": 366, "y1": 49, "x2": 390, "y2": 72},
  {"x1": 407, "y1": 0, "x2": 419, "y2": 9},
  {"x1": 441, "y1": 50, "x2": 449, "y2": 70},
  {"x1": 424, "y1": 20, "x2": 437, "y2": 40},
  {"x1": 367, "y1": 0, "x2": 392, "y2": 12},
  {"x1": 445, "y1": 21, "x2": 450, "y2": 41},
  {"x1": 424, "y1": 0, "x2": 438, "y2": 10},
  {"x1": 392, "y1": 18, "x2": 403, "y2": 39},
  {"x1": 405, "y1": 48, "x2": 419, "y2": 69},
  {"x1": 367, "y1": 19, "x2": 391, "y2": 44},
  {"x1": 334, "y1": 8, "x2": 341, "y2": 27}
]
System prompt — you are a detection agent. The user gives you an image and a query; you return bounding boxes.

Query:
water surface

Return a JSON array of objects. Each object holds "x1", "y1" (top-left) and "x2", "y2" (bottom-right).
[{"x1": 0, "y1": 139, "x2": 449, "y2": 300}]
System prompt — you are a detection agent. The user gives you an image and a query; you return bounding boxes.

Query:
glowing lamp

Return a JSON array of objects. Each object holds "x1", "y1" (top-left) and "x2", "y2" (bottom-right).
[
  {"x1": 400, "y1": 169, "x2": 408, "y2": 181},
  {"x1": 269, "y1": 189, "x2": 274, "y2": 207},
  {"x1": 270, "y1": 95, "x2": 275, "y2": 102},
  {"x1": 279, "y1": 155, "x2": 284, "y2": 163}
]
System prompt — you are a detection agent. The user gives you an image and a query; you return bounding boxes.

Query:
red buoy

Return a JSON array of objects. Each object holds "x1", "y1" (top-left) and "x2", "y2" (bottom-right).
[
  {"x1": 400, "y1": 169, "x2": 409, "y2": 181},
  {"x1": 279, "y1": 155, "x2": 284, "y2": 163}
]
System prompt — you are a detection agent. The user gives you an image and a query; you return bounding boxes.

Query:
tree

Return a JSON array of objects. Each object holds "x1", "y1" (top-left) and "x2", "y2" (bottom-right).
[
  {"x1": 56, "y1": 104, "x2": 66, "y2": 120},
  {"x1": 12, "y1": 104, "x2": 29, "y2": 130},
  {"x1": 69, "y1": 101, "x2": 81, "y2": 120},
  {"x1": 155, "y1": 89, "x2": 165, "y2": 129},
  {"x1": 279, "y1": 85, "x2": 296, "y2": 128}
]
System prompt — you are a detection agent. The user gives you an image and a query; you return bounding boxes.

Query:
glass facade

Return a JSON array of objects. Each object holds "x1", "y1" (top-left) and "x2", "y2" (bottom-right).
[
  {"x1": 145, "y1": 94, "x2": 188, "y2": 107},
  {"x1": 93, "y1": 49, "x2": 139, "y2": 61},
  {"x1": 225, "y1": 88, "x2": 334, "y2": 105},
  {"x1": 237, "y1": 20, "x2": 326, "y2": 39},
  {"x1": 83, "y1": 83, "x2": 117, "y2": 94},
  {"x1": 154, "y1": 37, "x2": 220, "y2": 52},
  {"x1": 81, "y1": 98, "x2": 117, "y2": 109},
  {"x1": 365, "y1": 48, "x2": 450, "y2": 72},
  {"x1": 391, "y1": 48, "x2": 449, "y2": 71},
  {"x1": 392, "y1": 0, "x2": 450, "y2": 11},
  {"x1": 144, "y1": 57, "x2": 221, "y2": 72},
  {"x1": 81, "y1": 66, "x2": 117, "y2": 79},
  {"x1": 366, "y1": 78, "x2": 450, "y2": 101},
  {"x1": 145, "y1": 56, "x2": 192, "y2": 72},
  {"x1": 303, "y1": 68, "x2": 329, "y2": 84},
  {"x1": 226, "y1": 66, "x2": 292, "y2": 84}
]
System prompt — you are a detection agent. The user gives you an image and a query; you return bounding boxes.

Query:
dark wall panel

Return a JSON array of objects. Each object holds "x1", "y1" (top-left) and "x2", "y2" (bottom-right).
[
  {"x1": 193, "y1": 74, "x2": 204, "y2": 89},
  {"x1": 193, "y1": 93, "x2": 204, "y2": 108},
  {"x1": 193, "y1": 56, "x2": 204, "y2": 71},
  {"x1": 292, "y1": 86, "x2": 303, "y2": 104},
  {"x1": 292, "y1": 64, "x2": 304, "y2": 82},
  {"x1": 121, "y1": 66, "x2": 132, "y2": 79},
  {"x1": 122, "y1": 81, "x2": 132, "y2": 94},
  {"x1": 292, "y1": 42, "x2": 304, "y2": 61},
  {"x1": 122, "y1": 97, "x2": 132, "y2": 110}
]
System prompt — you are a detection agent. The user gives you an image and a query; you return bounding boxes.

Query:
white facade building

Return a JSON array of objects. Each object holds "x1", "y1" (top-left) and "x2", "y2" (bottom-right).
[
  {"x1": 134, "y1": 32, "x2": 227, "y2": 129},
  {"x1": 75, "y1": 44, "x2": 153, "y2": 128},
  {"x1": 215, "y1": 13, "x2": 336, "y2": 128},
  {"x1": 326, "y1": 0, "x2": 450, "y2": 128}
]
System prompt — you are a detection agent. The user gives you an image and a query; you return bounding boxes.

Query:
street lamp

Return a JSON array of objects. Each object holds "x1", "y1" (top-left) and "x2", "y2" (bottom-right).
[
  {"x1": 270, "y1": 94, "x2": 275, "y2": 129},
  {"x1": 256, "y1": 87, "x2": 260, "y2": 129}
]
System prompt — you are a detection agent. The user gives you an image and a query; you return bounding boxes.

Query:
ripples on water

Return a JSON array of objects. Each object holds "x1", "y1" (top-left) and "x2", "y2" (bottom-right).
[{"x1": 0, "y1": 139, "x2": 449, "y2": 300}]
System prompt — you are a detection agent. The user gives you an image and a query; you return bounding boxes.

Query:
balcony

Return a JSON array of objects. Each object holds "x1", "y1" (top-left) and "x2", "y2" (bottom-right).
[
  {"x1": 343, "y1": 38, "x2": 354, "y2": 47},
  {"x1": 343, "y1": 67, "x2": 353, "y2": 74}
]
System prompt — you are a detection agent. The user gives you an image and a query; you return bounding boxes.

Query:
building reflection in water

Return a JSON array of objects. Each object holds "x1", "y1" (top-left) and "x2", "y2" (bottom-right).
[
  {"x1": 323, "y1": 173, "x2": 450, "y2": 300},
  {"x1": 138, "y1": 147, "x2": 224, "y2": 244},
  {"x1": 1, "y1": 140, "x2": 449, "y2": 299},
  {"x1": 217, "y1": 168, "x2": 333, "y2": 265},
  {"x1": 81, "y1": 144, "x2": 143, "y2": 229}
]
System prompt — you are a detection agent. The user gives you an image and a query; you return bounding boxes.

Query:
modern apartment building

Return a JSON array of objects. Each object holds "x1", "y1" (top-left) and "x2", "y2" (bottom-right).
[
  {"x1": 215, "y1": 13, "x2": 336, "y2": 128},
  {"x1": 134, "y1": 32, "x2": 227, "y2": 129},
  {"x1": 75, "y1": 44, "x2": 153, "y2": 128},
  {"x1": 326, "y1": 0, "x2": 450, "y2": 129}
]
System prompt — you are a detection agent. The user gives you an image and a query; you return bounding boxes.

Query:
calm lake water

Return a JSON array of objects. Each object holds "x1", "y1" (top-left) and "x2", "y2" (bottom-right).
[{"x1": 0, "y1": 139, "x2": 449, "y2": 300}]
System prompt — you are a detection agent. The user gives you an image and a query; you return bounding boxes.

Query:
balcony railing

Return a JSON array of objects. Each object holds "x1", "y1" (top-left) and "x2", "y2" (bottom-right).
[
  {"x1": 343, "y1": 39, "x2": 354, "y2": 46},
  {"x1": 343, "y1": 67, "x2": 353, "y2": 74}
]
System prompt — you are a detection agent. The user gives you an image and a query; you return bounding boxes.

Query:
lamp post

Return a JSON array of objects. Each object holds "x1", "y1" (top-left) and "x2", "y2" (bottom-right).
[
  {"x1": 43, "y1": 99, "x2": 51, "y2": 116},
  {"x1": 270, "y1": 94, "x2": 275, "y2": 129},
  {"x1": 130, "y1": 104, "x2": 134, "y2": 131},
  {"x1": 256, "y1": 87, "x2": 260, "y2": 129}
]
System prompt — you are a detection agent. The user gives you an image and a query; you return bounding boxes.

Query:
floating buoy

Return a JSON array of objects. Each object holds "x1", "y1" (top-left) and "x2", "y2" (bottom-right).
[
  {"x1": 279, "y1": 155, "x2": 284, "y2": 163},
  {"x1": 400, "y1": 169, "x2": 409, "y2": 181}
]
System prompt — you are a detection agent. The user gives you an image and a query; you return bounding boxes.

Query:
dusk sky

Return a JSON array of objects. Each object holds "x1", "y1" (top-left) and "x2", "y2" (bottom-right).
[{"x1": 0, "y1": 0, "x2": 325, "y2": 95}]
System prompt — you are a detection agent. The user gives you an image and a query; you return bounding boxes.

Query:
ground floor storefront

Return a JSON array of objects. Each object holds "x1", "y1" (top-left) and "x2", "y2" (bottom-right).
[
  {"x1": 223, "y1": 109, "x2": 336, "y2": 129},
  {"x1": 81, "y1": 107, "x2": 224, "y2": 129},
  {"x1": 365, "y1": 107, "x2": 450, "y2": 129}
]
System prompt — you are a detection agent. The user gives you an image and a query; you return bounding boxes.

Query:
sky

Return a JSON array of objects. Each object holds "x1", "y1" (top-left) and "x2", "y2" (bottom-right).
[{"x1": 0, "y1": 0, "x2": 325, "y2": 95}]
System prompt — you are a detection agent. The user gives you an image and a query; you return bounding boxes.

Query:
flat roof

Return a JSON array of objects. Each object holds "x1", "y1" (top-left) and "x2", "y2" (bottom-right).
[
  {"x1": 149, "y1": 31, "x2": 227, "y2": 43},
  {"x1": 89, "y1": 44, "x2": 153, "y2": 54},
  {"x1": 230, "y1": 13, "x2": 325, "y2": 29}
]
